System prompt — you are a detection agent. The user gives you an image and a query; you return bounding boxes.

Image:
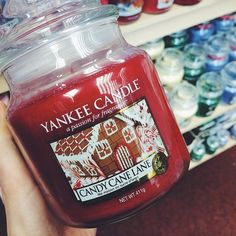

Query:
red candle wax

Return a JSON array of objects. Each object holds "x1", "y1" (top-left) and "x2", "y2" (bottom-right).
[
  {"x1": 142, "y1": 0, "x2": 174, "y2": 14},
  {"x1": 7, "y1": 52, "x2": 189, "y2": 227}
]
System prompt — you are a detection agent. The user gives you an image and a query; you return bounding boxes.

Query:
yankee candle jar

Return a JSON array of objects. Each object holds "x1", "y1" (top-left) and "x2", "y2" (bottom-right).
[{"x1": 0, "y1": 1, "x2": 189, "y2": 227}]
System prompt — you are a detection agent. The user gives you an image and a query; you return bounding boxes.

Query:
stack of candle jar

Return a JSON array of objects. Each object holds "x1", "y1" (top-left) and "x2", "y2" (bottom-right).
[
  {"x1": 185, "y1": 109, "x2": 236, "y2": 161},
  {"x1": 139, "y1": 12, "x2": 236, "y2": 130}
]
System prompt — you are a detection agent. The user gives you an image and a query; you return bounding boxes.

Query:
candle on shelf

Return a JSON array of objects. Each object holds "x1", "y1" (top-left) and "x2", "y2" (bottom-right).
[
  {"x1": 155, "y1": 48, "x2": 184, "y2": 89},
  {"x1": 205, "y1": 35, "x2": 230, "y2": 72},
  {"x1": 221, "y1": 61, "x2": 236, "y2": 104},
  {"x1": 139, "y1": 38, "x2": 165, "y2": 61},
  {"x1": 169, "y1": 82, "x2": 198, "y2": 128},
  {"x1": 196, "y1": 72, "x2": 224, "y2": 117},
  {"x1": 183, "y1": 43, "x2": 206, "y2": 85},
  {"x1": 142, "y1": 0, "x2": 174, "y2": 14}
]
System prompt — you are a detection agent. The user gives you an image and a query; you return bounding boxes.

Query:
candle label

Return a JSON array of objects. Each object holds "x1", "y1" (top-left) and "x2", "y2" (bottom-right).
[
  {"x1": 157, "y1": 0, "x2": 174, "y2": 9},
  {"x1": 50, "y1": 98, "x2": 169, "y2": 202},
  {"x1": 116, "y1": 1, "x2": 143, "y2": 17}
]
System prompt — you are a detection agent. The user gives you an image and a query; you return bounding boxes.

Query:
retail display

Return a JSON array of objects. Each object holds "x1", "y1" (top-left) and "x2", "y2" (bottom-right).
[{"x1": 0, "y1": 0, "x2": 189, "y2": 227}]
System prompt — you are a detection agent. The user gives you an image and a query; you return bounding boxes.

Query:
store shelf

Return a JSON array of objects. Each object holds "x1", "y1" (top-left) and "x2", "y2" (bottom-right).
[
  {"x1": 189, "y1": 138, "x2": 236, "y2": 170},
  {"x1": 0, "y1": 75, "x2": 8, "y2": 94},
  {"x1": 181, "y1": 103, "x2": 236, "y2": 134},
  {"x1": 121, "y1": 0, "x2": 236, "y2": 46}
]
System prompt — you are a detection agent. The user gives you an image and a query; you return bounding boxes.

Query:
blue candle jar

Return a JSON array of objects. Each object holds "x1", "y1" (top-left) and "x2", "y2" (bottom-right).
[
  {"x1": 221, "y1": 61, "x2": 236, "y2": 104},
  {"x1": 213, "y1": 14, "x2": 235, "y2": 34},
  {"x1": 183, "y1": 43, "x2": 206, "y2": 85},
  {"x1": 196, "y1": 72, "x2": 224, "y2": 117},
  {"x1": 226, "y1": 27, "x2": 236, "y2": 61},
  {"x1": 205, "y1": 35, "x2": 230, "y2": 72},
  {"x1": 230, "y1": 124, "x2": 236, "y2": 139},
  {"x1": 216, "y1": 129, "x2": 230, "y2": 147},
  {"x1": 189, "y1": 22, "x2": 215, "y2": 43}
]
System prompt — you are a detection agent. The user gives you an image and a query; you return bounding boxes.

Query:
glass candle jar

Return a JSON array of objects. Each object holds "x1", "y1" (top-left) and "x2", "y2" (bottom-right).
[
  {"x1": 205, "y1": 35, "x2": 230, "y2": 72},
  {"x1": 221, "y1": 61, "x2": 236, "y2": 104},
  {"x1": 142, "y1": 0, "x2": 174, "y2": 14},
  {"x1": 170, "y1": 82, "x2": 198, "y2": 128},
  {"x1": 189, "y1": 22, "x2": 215, "y2": 43},
  {"x1": 213, "y1": 14, "x2": 235, "y2": 34},
  {"x1": 230, "y1": 124, "x2": 236, "y2": 139},
  {"x1": 155, "y1": 48, "x2": 184, "y2": 89},
  {"x1": 164, "y1": 30, "x2": 189, "y2": 50},
  {"x1": 196, "y1": 72, "x2": 224, "y2": 117},
  {"x1": 226, "y1": 27, "x2": 236, "y2": 61},
  {"x1": 190, "y1": 142, "x2": 206, "y2": 161},
  {"x1": 0, "y1": 0, "x2": 189, "y2": 227},
  {"x1": 205, "y1": 136, "x2": 219, "y2": 154},
  {"x1": 174, "y1": 0, "x2": 201, "y2": 6},
  {"x1": 108, "y1": 0, "x2": 143, "y2": 24},
  {"x1": 216, "y1": 129, "x2": 230, "y2": 147},
  {"x1": 139, "y1": 38, "x2": 165, "y2": 61},
  {"x1": 183, "y1": 43, "x2": 206, "y2": 85}
]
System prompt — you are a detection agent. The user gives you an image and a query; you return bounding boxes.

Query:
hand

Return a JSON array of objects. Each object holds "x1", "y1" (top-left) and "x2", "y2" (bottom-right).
[{"x1": 0, "y1": 101, "x2": 97, "y2": 236}]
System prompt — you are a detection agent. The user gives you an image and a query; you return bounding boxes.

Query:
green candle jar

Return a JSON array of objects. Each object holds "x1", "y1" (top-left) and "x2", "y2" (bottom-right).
[
  {"x1": 196, "y1": 72, "x2": 224, "y2": 117},
  {"x1": 205, "y1": 136, "x2": 219, "y2": 154},
  {"x1": 190, "y1": 142, "x2": 206, "y2": 161},
  {"x1": 183, "y1": 43, "x2": 206, "y2": 85}
]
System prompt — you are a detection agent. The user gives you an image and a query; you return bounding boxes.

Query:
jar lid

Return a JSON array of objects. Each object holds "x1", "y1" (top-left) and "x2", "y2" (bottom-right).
[
  {"x1": 221, "y1": 61, "x2": 236, "y2": 87},
  {"x1": 184, "y1": 43, "x2": 206, "y2": 69},
  {"x1": 197, "y1": 72, "x2": 224, "y2": 98},
  {"x1": 170, "y1": 82, "x2": 198, "y2": 109},
  {"x1": 0, "y1": 0, "x2": 118, "y2": 71},
  {"x1": 155, "y1": 48, "x2": 184, "y2": 72}
]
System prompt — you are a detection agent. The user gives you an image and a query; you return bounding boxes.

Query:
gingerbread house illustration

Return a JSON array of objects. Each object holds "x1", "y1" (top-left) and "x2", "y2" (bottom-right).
[{"x1": 51, "y1": 99, "x2": 168, "y2": 190}]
